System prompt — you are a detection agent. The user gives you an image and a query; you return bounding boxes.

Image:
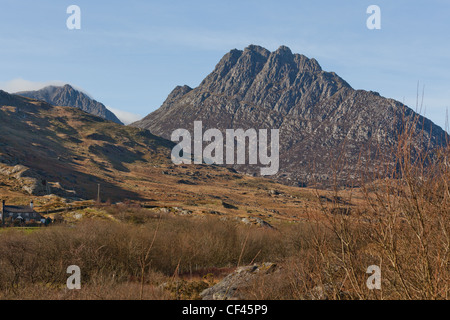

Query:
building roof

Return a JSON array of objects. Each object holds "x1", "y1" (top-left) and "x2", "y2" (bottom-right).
[{"x1": 3, "y1": 205, "x2": 37, "y2": 214}]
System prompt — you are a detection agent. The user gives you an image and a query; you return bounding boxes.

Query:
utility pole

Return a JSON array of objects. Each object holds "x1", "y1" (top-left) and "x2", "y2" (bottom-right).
[
  {"x1": 1, "y1": 200, "x2": 5, "y2": 227},
  {"x1": 97, "y1": 183, "x2": 101, "y2": 203}
]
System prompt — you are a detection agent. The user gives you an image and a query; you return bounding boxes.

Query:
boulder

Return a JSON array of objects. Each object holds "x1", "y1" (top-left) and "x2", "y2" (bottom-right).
[{"x1": 200, "y1": 262, "x2": 278, "y2": 300}]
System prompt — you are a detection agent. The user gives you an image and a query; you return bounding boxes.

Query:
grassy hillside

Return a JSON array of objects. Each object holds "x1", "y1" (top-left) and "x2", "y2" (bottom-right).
[{"x1": 0, "y1": 92, "x2": 173, "y2": 201}]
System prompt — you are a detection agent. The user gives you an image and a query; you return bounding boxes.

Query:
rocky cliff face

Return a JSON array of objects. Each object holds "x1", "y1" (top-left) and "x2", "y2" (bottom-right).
[
  {"x1": 16, "y1": 84, "x2": 123, "y2": 125},
  {"x1": 132, "y1": 45, "x2": 448, "y2": 186}
]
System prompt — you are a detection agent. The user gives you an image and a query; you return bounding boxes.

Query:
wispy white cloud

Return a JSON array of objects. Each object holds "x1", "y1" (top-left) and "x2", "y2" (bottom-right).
[{"x1": 108, "y1": 107, "x2": 143, "y2": 125}]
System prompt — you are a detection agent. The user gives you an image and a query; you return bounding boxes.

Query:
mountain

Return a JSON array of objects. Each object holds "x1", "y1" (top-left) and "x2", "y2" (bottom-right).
[
  {"x1": 0, "y1": 89, "x2": 172, "y2": 200},
  {"x1": 16, "y1": 84, "x2": 124, "y2": 125},
  {"x1": 132, "y1": 45, "x2": 448, "y2": 186}
]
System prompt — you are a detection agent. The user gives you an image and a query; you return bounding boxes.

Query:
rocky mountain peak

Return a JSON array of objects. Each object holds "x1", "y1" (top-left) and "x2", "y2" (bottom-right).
[
  {"x1": 132, "y1": 45, "x2": 448, "y2": 186},
  {"x1": 161, "y1": 85, "x2": 193, "y2": 108},
  {"x1": 244, "y1": 44, "x2": 271, "y2": 56},
  {"x1": 16, "y1": 85, "x2": 123, "y2": 125},
  {"x1": 274, "y1": 45, "x2": 293, "y2": 57}
]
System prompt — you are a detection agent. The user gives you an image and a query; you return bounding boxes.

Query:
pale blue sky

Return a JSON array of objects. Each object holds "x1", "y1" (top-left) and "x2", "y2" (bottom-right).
[{"x1": 0, "y1": 0, "x2": 449, "y2": 128}]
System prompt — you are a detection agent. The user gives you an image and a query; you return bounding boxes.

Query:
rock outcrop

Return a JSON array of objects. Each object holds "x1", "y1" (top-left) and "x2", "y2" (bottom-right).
[
  {"x1": 200, "y1": 262, "x2": 278, "y2": 300},
  {"x1": 132, "y1": 45, "x2": 448, "y2": 186}
]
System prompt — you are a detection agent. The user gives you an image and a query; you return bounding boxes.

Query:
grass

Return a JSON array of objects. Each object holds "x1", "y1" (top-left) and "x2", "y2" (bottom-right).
[{"x1": 0, "y1": 214, "x2": 295, "y2": 299}]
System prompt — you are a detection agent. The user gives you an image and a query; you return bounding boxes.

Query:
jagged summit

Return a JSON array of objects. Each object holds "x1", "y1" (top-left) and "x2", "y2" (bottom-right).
[
  {"x1": 244, "y1": 44, "x2": 270, "y2": 54},
  {"x1": 132, "y1": 45, "x2": 447, "y2": 186},
  {"x1": 16, "y1": 84, "x2": 123, "y2": 125}
]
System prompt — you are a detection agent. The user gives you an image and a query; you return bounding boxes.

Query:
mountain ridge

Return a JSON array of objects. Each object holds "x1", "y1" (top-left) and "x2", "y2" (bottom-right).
[
  {"x1": 132, "y1": 44, "x2": 448, "y2": 186},
  {"x1": 16, "y1": 84, "x2": 124, "y2": 125},
  {"x1": 0, "y1": 90, "x2": 173, "y2": 200}
]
